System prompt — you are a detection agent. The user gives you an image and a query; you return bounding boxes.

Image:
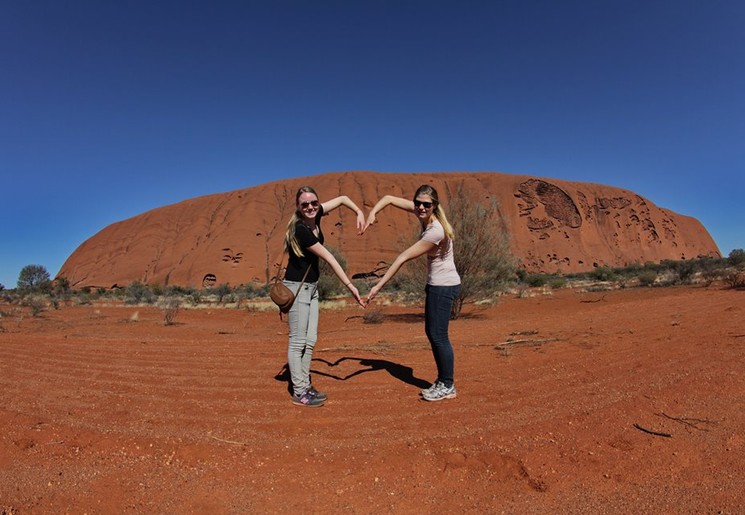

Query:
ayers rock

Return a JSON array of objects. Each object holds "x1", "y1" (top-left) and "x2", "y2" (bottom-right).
[{"x1": 58, "y1": 171, "x2": 720, "y2": 289}]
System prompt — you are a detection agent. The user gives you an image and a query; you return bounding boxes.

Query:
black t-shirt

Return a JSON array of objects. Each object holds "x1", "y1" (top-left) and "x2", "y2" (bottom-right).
[{"x1": 285, "y1": 206, "x2": 324, "y2": 282}]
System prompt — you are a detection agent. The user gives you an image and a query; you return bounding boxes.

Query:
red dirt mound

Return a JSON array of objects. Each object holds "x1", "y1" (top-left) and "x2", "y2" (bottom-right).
[{"x1": 57, "y1": 171, "x2": 719, "y2": 289}]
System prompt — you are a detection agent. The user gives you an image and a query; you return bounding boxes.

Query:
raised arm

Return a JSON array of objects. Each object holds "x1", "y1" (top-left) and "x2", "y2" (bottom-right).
[
  {"x1": 362, "y1": 195, "x2": 416, "y2": 233},
  {"x1": 321, "y1": 195, "x2": 365, "y2": 234},
  {"x1": 307, "y1": 242, "x2": 364, "y2": 307}
]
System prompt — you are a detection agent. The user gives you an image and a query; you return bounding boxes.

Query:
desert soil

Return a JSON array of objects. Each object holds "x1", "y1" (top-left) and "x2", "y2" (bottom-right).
[{"x1": 1, "y1": 284, "x2": 744, "y2": 514}]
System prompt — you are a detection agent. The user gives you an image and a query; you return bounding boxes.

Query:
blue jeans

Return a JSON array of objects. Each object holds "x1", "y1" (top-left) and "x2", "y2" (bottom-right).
[
  {"x1": 285, "y1": 281, "x2": 319, "y2": 396},
  {"x1": 424, "y1": 284, "x2": 460, "y2": 388}
]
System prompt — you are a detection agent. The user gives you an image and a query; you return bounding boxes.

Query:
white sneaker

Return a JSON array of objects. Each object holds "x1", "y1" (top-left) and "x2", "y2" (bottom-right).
[
  {"x1": 422, "y1": 383, "x2": 456, "y2": 402},
  {"x1": 421, "y1": 381, "x2": 442, "y2": 396}
]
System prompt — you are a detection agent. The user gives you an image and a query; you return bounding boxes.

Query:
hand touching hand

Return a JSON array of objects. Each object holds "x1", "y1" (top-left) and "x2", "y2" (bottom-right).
[
  {"x1": 362, "y1": 212, "x2": 377, "y2": 234},
  {"x1": 365, "y1": 283, "x2": 381, "y2": 306},
  {"x1": 348, "y1": 284, "x2": 365, "y2": 308},
  {"x1": 355, "y1": 211, "x2": 365, "y2": 235}
]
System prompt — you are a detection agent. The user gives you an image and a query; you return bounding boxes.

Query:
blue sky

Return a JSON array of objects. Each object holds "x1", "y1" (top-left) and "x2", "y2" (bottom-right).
[{"x1": 1, "y1": 0, "x2": 743, "y2": 288}]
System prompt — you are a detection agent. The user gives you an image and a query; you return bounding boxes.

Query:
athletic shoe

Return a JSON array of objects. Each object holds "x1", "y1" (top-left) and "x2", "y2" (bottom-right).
[
  {"x1": 421, "y1": 381, "x2": 442, "y2": 396},
  {"x1": 292, "y1": 389, "x2": 325, "y2": 407},
  {"x1": 422, "y1": 383, "x2": 456, "y2": 402},
  {"x1": 307, "y1": 385, "x2": 328, "y2": 402}
]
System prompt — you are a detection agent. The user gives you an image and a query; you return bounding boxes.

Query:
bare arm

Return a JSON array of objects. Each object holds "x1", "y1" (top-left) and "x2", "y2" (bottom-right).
[
  {"x1": 307, "y1": 242, "x2": 364, "y2": 307},
  {"x1": 362, "y1": 195, "x2": 415, "y2": 233},
  {"x1": 321, "y1": 195, "x2": 365, "y2": 235},
  {"x1": 366, "y1": 239, "x2": 436, "y2": 304}
]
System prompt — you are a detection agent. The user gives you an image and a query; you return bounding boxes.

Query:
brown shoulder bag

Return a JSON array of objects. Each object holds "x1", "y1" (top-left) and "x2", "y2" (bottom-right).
[{"x1": 269, "y1": 254, "x2": 311, "y2": 317}]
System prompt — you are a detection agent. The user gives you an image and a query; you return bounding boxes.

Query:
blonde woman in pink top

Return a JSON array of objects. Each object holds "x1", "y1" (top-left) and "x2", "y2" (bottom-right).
[{"x1": 363, "y1": 184, "x2": 461, "y2": 402}]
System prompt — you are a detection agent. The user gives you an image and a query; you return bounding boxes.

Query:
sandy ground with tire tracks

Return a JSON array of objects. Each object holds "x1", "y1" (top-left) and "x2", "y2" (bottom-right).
[{"x1": 1, "y1": 284, "x2": 744, "y2": 513}]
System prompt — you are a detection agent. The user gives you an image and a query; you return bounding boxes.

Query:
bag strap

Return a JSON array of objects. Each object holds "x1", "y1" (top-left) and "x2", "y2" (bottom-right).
[
  {"x1": 276, "y1": 253, "x2": 312, "y2": 320},
  {"x1": 297, "y1": 263, "x2": 311, "y2": 288},
  {"x1": 277, "y1": 251, "x2": 312, "y2": 285}
]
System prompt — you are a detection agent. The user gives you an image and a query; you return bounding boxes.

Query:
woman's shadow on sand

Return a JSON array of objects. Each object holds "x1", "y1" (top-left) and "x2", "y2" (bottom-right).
[{"x1": 274, "y1": 357, "x2": 430, "y2": 395}]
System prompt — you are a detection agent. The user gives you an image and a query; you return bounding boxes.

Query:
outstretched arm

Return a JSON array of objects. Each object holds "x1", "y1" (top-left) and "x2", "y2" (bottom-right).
[
  {"x1": 362, "y1": 195, "x2": 415, "y2": 233},
  {"x1": 322, "y1": 195, "x2": 365, "y2": 235},
  {"x1": 307, "y1": 242, "x2": 364, "y2": 307},
  {"x1": 365, "y1": 239, "x2": 436, "y2": 304}
]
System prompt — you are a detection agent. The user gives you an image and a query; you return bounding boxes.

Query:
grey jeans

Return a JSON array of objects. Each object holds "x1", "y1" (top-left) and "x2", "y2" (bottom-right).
[{"x1": 284, "y1": 280, "x2": 319, "y2": 396}]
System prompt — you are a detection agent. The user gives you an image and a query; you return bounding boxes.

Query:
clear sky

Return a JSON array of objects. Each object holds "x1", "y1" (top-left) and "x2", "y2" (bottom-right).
[{"x1": 1, "y1": 0, "x2": 743, "y2": 288}]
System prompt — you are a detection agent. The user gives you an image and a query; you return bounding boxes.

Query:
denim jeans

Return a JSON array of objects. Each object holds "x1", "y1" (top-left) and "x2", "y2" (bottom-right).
[
  {"x1": 424, "y1": 283, "x2": 460, "y2": 388},
  {"x1": 284, "y1": 280, "x2": 319, "y2": 396}
]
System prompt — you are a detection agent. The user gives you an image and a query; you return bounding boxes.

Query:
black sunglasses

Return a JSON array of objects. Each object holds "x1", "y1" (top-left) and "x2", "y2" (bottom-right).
[
  {"x1": 414, "y1": 200, "x2": 434, "y2": 209},
  {"x1": 300, "y1": 200, "x2": 320, "y2": 209}
]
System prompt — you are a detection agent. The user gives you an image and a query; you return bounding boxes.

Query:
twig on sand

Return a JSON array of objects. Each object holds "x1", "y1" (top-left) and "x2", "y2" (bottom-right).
[
  {"x1": 580, "y1": 295, "x2": 606, "y2": 303},
  {"x1": 494, "y1": 338, "x2": 560, "y2": 348},
  {"x1": 657, "y1": 412, "x2": 717, "y2": 432},
  {"x1": 510, "y1": 330, "x2": 538, "y2": 336},
  {"x1": 210, "y1": 435, "x2": 249, "y2": 446},
  {"x1": 633, "y1": 423, "x2": 672, "y2": 438}
]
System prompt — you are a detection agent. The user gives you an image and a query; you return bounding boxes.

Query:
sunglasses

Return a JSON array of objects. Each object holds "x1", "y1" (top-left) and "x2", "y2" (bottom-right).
[
  {"x1": 414, "y1": 200, "x2": 434, "y2": 209},
  {"x1": 300, "y1": 200, "x2": 320, "y2": 209}
]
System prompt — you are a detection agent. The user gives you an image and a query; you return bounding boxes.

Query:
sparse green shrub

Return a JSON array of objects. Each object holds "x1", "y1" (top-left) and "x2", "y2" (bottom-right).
[
  {"x1": 166, "y1": 285, "x2": 197, "y2": 296},
  {"x1": 210, "y1": 283, "x2": 232, "y2": 304},
  {"x1": 234, "y1": 283, "x2": 262, "y2": 301},
  {"x1": 728, "y1": 249, "x2": 745, "y2": 267},
  {"x1": 23, "y1": 296, "x2": 46, "y2": 317},
  {"x1": 724, "y1": 270, "x2": 745, "y2": 289},
  {"x1": 515, "y1": 269, "x2": 528, "y2": 283},
  {"x1": 17, "y1": 265, "x2": 51, "y2": 293},
  {"x1": 548, "y1": 277, "x2": 567, "y2": 289},
  {"x1": 188, "y1": 292, "x2": 202, "y2": 306},
  {"x1": 590, "y1": 266, "x2": 617, "y2": 282},
  {"x1": 637, "y1": 270, "x2": 658, "y2": 286},
  {"x1": 75, "y1": 293, "x2": 92, "y2": 305},
  {"x1": 525, "y1": 274, "x2": 548, "y2": 287},
  {"x1": 159, "y1": 296, "x2": 181, "y2": 325},
  {"x1": 125, "y1": 281, "x2": 155, "y2": 304},
  {"x1": 668, "y1": 259, "x2": 697, "y2": 285},
  {"x1": 53, "y1": 277, "x2": 70, "y2": 296},
  {"x1": 446, "y1": 182, "x2": 516, "y2": 318},
  {"x1": 618, "y1": 263, "x2": 644, "y2": 276},
  {"x1": 362, "y1": 309, "x2": 384, "y2": 324},
  {"x1": 700, "y1": 268, "x2": 721, "y2": 287}
]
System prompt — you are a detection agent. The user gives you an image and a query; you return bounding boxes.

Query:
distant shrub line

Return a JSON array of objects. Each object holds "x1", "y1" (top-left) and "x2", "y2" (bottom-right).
[
  {"x1": 4, "y1": 246, "x2": 743, "y2": 321},
  {"x1": 518, "y1": 251, "x2": 745, "y2": 290}
]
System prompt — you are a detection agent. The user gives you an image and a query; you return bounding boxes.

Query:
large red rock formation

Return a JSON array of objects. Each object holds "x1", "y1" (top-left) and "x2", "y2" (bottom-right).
[{"x1": 57, "y1": 171, "x2": 720, "y2": 289}]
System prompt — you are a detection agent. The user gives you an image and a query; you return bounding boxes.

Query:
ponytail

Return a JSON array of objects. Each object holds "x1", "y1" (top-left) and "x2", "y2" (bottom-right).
[{"x1": 283, "y1": 214, "x2": 304, "y2": 257}]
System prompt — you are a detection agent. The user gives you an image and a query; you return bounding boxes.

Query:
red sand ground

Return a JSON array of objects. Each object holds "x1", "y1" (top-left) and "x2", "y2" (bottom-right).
[{"x1": 1, "y1": 284, "x2": 743, "y2": 513}]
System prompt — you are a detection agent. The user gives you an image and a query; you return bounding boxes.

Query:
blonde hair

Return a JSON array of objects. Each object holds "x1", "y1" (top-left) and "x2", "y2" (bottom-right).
[
  {"x1": 283, "y1": 186, "x2": 319, "y2": 258},
  {"x1": 414, "y1": 184, "x2": 454, "y2": 241}
]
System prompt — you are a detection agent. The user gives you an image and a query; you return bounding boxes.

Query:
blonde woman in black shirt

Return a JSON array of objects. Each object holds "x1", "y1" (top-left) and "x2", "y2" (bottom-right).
[{"x1": 282, "y1": 186, "x2": 365, "y2": 407}]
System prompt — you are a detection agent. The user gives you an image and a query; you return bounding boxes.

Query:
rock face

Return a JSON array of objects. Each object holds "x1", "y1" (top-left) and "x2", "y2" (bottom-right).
[{"x1": 58, "y1": 171, "x2": 720, "y2": 289}]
